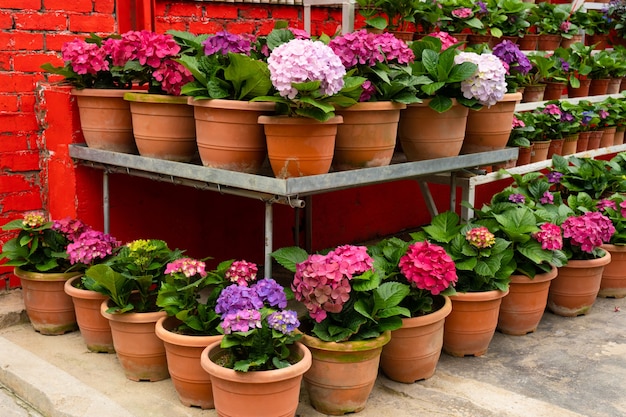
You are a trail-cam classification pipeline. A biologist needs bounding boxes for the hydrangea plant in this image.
[561,211,615,260]
[454,51,508,107]
[492,40,531,92]
[272,244,410,343]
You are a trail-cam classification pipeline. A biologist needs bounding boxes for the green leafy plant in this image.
[555,42,594,88]
[355,0,387,30]
[438,0,485,35]
[489,0,533,37]
[272,244,410,343]
[410,211,515,292]
[551,154,613,200]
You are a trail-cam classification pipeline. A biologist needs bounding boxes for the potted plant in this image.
[529,2,570,50]
[63,228,121,352]
[371,237,457,383]
[272,244,410,414]
[489,0,533,41]
[251,37,364,178]
[472,182,568,335]
[508,114,534,165]
[85,238,182,381]
[410,211,514,356]
[327,29,419,170]
[154,257,243,409]
[492,39,532,95]
[584,7,615,50]
[595,193,626,298]
[530,101,580,158]
[174,29,276,173]
[199,275,311,417]
[40,33,144,153]
[438,0,485,39]
[555,42,594,96]
[376,0,418,39]
[0,212,92,335]
[398,35,480,161]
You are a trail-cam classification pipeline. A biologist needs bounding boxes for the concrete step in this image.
[0,288,625,417]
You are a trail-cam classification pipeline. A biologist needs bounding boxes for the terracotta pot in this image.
[607,77,623,94]
[587,130,604,150]
[390,31,414,42]
[567,79,591,98]
[518,34,538,51]
[398,99,469,161]
[500,36,519,44]
[542,82,566,100]
[589,78,610,96]
[63,275,114,353]
[521,84,546,103]
[516,144,533,166]
[333,102,405,171]
[100,299,169,381]
[586,34,610,50]
[537,34,562,50]
[600,127,617,148]
[443,290,509,357]
[577,131,591,152]
[529,140,550,162]
[621,78,626,92]
[15,267,80,335]
[561,134,579,155]
[124,92,197,162]
[546,138,565,159]
[155,316,221,409]
[461,92,523,154]
[380,296,452,383]
[71,88,137,154]
[599,244,626,298]
[201,341,312,417]
[467,34,493,47]
[614,127,625,145]
[497,267,558,336]
[560,34,583,49]
[547,250,611,317]
[259,115,342,178]
[300,331,390,415]
[189,98,275,173]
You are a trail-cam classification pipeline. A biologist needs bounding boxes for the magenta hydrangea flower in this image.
[225,260,258,286]
[268,38,346,99]
[52,218,90,242]
[543,104,562,116]
[620,201,626,218]
[398,241,457,295]
[454,52,507,107]
[164,258,207,278]
[152,58,193,95]
[22,211,46,228]
[452,7,473,19]
[466,226,496,249]
[561,212,615,253]
[66,230,120,265]
[202,31,252,56]
[62,39,109,75]
[289,28,311,39]
[597,199,617,211]
[329,30,414,69]
[533,223,563,251]
[220,309,262,334]
[427,31,459,50]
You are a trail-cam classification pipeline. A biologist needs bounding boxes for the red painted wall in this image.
[0,0,458,287]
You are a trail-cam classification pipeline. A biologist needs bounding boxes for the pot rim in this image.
[299,330,391,351]
[335,101,407,112]
[449,288,510,302]
[258,115,343,125]
[123,91,188,104]
[14,267,82,282]
[399,295,452,328]
[187,97,276,111]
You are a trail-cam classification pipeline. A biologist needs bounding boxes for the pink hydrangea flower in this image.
[452,7,473,19]
[225,260,258,286]
[67,230,120,265]
[533,223,563,251]
[562,212,615,253]
[427,31,459,50]
[165,258,207,278]
[465,226,496,249]
[152,58,194,95]
[62,39,109,75]
[399,241,457,295]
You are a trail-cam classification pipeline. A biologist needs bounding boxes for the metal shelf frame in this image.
[69,144,518,276]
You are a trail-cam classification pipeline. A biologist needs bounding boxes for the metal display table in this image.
[69,144,518,276]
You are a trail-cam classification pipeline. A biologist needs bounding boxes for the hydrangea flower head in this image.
[22,211,46,228]
[427,31,459,50]
[203,31,252,56]
[533,223,563,251]
[466,226,496,249]
[152,59,193,95]
[52,218,89,242]
[267,38,345,99]
[561,212,615,253]
[62,39,109,75]
[253,278,288,309]
[454,52,507,107]
[220,309,262,334]
[67,230,120,265]
[164,257,207,278]
[398,241,457,295]
[267,310,300,334]
[492,40,532,76]
[225,260,258,286]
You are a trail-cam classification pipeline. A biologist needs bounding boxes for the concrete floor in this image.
[0,288,625,417]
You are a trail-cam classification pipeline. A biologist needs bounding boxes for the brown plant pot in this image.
[589,78,610,96]
[380,296,452,383]
[443,289,509,357]
[467,34,493,47]
[155,316,222,409]
[497,267,558,335]
[560,34,583,49]
[461,92,523,154]
[398,99,469,161]
[300,331,390,415]
[600,127,617,148]
[516,144,533,166]
[614,127,625,145]
[567,79,591,98]
[537,34,562,50]
[333,102,405,171]
[64,275,114,353]
[259,115,342,178]
[586,34,610,50]
[547,138,565,159]
[529,140,550,162]
[561,134,579,155]
[71,88,138,154]
[599,244,626,298]
[521,84,546,103]
[542,82,566,100]
[587,130,604,150]
[15,267,80,335]
[125,92,198,162]
[189,98,275,174]
[576,131,591,152]
[547,250,611,317]
[607,78,623,94]
[201,341,312,417]
[518,34,538,50]
[100,299,169,382]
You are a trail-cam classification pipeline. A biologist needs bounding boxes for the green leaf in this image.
[271,247,309,272]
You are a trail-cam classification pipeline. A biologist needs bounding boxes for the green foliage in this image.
[551,154,611,200]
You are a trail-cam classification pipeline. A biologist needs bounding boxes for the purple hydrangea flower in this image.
[215,284,264,316]
[252,278,288,309]
[220,309,262,334]
[267,310,300,334]
[202,31,252,56]
[493,40,532,76]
